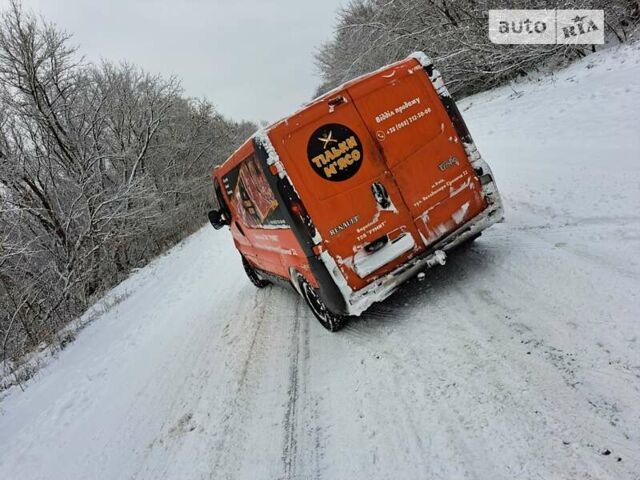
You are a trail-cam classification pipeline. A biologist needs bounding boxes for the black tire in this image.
[242,256,270,288]
[296,273,346,332]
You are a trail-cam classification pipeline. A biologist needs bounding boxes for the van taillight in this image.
[290,201,302,215]
[289,199,318,243]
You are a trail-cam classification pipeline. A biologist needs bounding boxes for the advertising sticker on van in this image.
[308,123,363,182]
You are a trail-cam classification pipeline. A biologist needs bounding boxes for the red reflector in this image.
[269,165,278,175]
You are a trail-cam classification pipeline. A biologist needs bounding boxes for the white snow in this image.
[1,44,639,480]
[452,201,470,224]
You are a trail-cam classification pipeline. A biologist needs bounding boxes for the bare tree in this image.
[315,0,639,97]
[0,1,255,381]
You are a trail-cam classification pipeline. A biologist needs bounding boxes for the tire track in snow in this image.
[303,321,325,480]
[281,304,301,480]
[281,300,325,480]
[210,292,270,478]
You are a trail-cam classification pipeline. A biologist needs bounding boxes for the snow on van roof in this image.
[262,51,432,133]
[408,51,433,67]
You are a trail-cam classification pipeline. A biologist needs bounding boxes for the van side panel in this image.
[216,142,308,282]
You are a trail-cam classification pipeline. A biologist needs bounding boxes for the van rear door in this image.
[348,59,487,246]
[272,91,425,290]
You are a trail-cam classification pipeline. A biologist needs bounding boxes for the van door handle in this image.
[371,182,391,209]
[327,95,346,112]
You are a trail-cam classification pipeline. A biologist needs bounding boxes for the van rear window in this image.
[222,154,287,229]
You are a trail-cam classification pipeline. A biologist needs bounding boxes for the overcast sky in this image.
[1,0,345,123]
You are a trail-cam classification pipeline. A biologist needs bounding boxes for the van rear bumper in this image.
[336,198,504,316]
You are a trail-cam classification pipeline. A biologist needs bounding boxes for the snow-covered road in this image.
[1,45,639,480]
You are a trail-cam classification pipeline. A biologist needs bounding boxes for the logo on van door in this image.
[308,123,363,182]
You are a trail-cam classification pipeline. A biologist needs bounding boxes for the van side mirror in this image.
[208,209,228,230]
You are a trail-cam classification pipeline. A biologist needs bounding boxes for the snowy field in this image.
[1,44,639,480]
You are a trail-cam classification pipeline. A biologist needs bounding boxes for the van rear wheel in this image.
[296,274,346,332]
[242,256,270,288]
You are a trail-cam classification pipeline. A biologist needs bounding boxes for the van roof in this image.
[215,53,429,176]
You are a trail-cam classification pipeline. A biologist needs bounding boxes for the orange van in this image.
[208,52,503,331]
